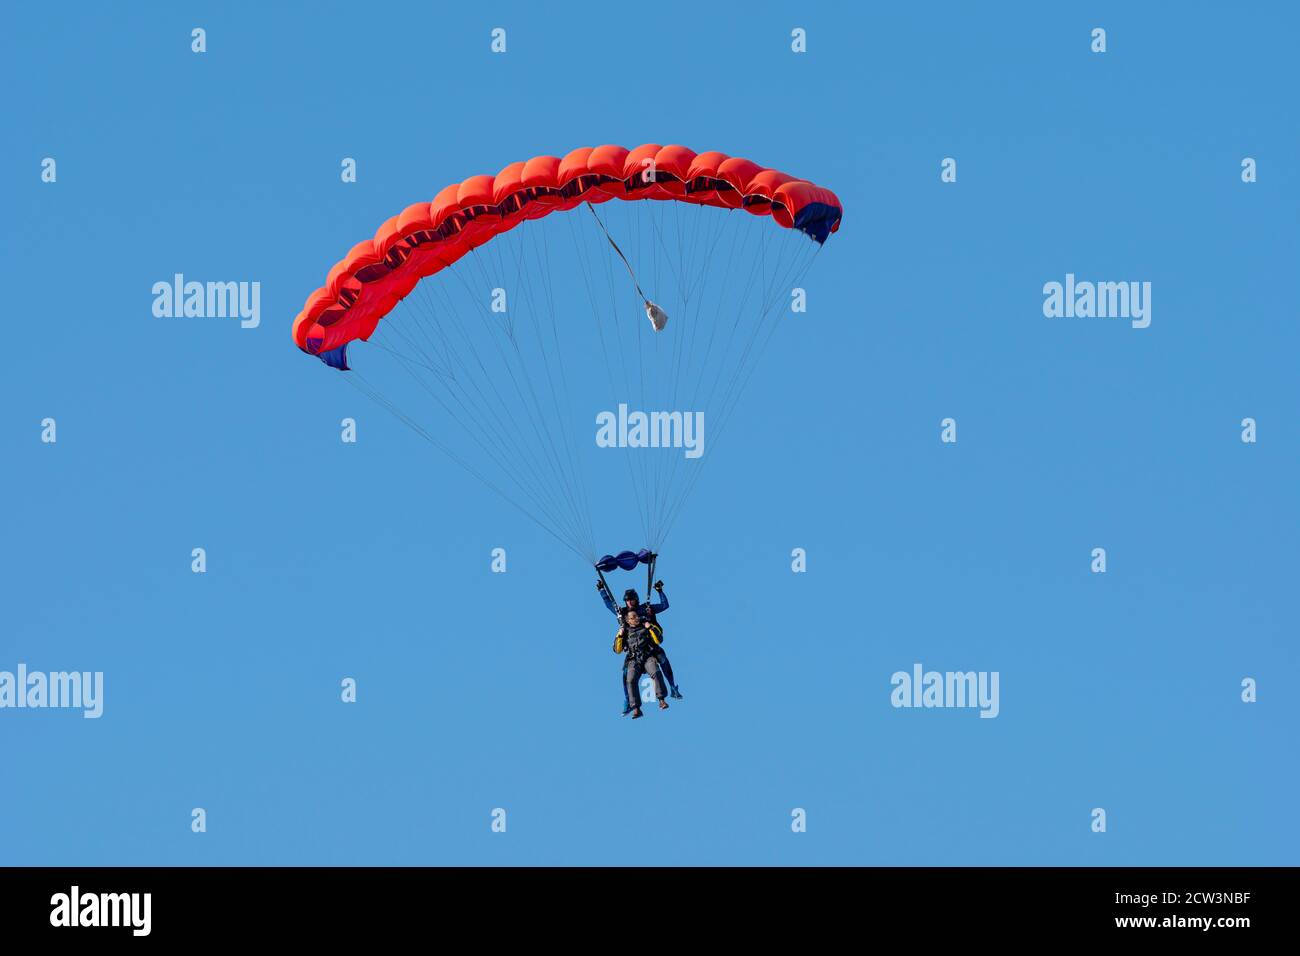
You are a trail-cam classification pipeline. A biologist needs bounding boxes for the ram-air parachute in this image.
[292,144,842,564]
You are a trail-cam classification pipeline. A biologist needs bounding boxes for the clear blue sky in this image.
[3,2,1297,865]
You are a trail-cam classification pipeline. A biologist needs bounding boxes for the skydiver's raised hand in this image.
[597,580,608,592]
[654,580,664,591]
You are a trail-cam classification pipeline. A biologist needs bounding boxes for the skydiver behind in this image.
[597,578,682,713]
[614,608,667,719]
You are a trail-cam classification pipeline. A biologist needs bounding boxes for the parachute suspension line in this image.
[570,206,648,548]
[406,264,589,554]
[371,312,556,526]
[480,230,595,561]
[567,211,654,550]
[646,209,752,547]
[586,201,648,304]
[644,197,687,302]
[640,201,662,547]
[404,265,585,547]
[656,238,824,545]
[649,201,672,542]
[631,201,651,541]
[645,203,674,541]
[651,203,730,545]
[516,221,599,560]
[372,229,604,562]
[531,219,599,557]
[338,369,590,564]
[370,314,587,556]
[493,230,599,560]
[652,223,819,547]
[615,200,776,552]
[600,201,650,505]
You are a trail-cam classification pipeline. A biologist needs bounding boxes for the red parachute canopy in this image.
[291,144,842,361]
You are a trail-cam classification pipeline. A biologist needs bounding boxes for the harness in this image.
[620,625,661,663]
[614,613,661,642]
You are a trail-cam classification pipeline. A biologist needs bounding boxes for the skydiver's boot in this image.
[670,685,683,700]
[658,698,669,711]
[631,706,644,719]
[621,701,633,716]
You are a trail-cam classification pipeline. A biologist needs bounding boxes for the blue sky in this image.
[2,2,1297,865]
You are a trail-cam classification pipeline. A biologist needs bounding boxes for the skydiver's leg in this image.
[620,657,633,714]
[655,647,681,698]
[626,658,647,717]
[629,660,644,707]
[645,656,668,707]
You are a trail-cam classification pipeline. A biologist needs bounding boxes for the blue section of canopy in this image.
[595,549,654,573]
[794,201,842,244]
[318,343,350,370]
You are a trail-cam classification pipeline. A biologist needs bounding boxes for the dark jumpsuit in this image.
[618,624,667,707]
[600,588,677,701]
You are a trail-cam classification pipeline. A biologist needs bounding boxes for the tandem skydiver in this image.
[596,577,683,713]
[614,608,668,719]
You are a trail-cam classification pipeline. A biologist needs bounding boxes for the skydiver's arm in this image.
[648,588,668,614]
[599,587,618,615]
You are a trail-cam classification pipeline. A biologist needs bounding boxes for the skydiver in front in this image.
[615,609,668,719]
